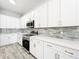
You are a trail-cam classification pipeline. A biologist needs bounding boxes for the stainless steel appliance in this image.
[22,31,38,52]
[26,20,34,28]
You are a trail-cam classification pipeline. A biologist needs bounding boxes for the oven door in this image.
[23,40,29,51]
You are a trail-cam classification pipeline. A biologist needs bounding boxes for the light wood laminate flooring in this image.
[0,43,35,59]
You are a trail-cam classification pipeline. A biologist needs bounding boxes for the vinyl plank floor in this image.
[0,43,35,59]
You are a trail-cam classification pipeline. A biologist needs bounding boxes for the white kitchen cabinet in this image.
[30,37,44,59]
[78,0,79,26]
[0,15,7,28]
[59,52,76,59]
[44,41,79,59]
[17,33,23,46]
[33,8,40,28]
[58,47,78,59]
[48,0,60,27]
[0,14,20,28]
[61,0,78,26]
[0,33,18,46]
[38,3,48,28]
[36,39,43,59]
[30,37,37,57]
[48,0,78,27]
[30,36,79,59]
[20,11,34,28]
[20,15,27,28]
[44,42,58,59]
[34,2,48,28]
[6,16,20,28]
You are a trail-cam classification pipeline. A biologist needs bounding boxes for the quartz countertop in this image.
[30,35,79,51]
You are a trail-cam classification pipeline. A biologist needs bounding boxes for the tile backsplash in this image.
[0,26,79,40]
[34,26,79,40]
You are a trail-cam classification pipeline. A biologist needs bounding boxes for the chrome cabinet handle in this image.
[57,54,60,59]
[55,53,58,59]
[33,44,36,47]
[55,53,60,59]
[65,50,74,55]
[47,44,52,47]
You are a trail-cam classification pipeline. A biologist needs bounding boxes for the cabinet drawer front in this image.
[57,45,79,58]
[44,42,58,50]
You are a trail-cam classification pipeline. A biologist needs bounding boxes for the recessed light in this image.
[9,0,16,5]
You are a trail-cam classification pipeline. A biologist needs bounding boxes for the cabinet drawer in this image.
[57,45,79,58]
[44,42,58,50]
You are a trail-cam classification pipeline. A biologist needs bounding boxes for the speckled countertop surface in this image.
[30,35,79,51]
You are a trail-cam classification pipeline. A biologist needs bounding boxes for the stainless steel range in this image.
[22,31,38,52]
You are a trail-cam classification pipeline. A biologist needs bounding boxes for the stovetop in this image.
[22,33,37,41]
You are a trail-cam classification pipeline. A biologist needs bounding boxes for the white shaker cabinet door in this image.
[0,14,20,28]
[0,34,18,46]
[48,0,59,27]
[6,16,19,28]
[34,3,48,28]
[44,42,57,59]
[38,3,48,28]
[30,38,37,57]
[33,9,40,28]
[78,0,79,26]
[61,0,78,26]
[36,39,43,59]
[0,15,7,28]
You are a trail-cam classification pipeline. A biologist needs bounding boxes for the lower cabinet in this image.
[30,37,79,59]
[0,33,18,46]
[36,39,43,59]
[59,52,76,59]
[17,33,23,46]
[44,42,79,59]
[58,47,79,59]
[30,38,37,57]
[30,38,43,59]
[44,42,57,59]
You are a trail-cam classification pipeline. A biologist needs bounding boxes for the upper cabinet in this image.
[20,11,35,28]
[47,0,60,27]
[0,14,20,28]
[38,3,48,28]
[21,0,79,28]
[61,0,78,26]
[48,0,78,27]
[34,3,48,28]
[78,0,79,26]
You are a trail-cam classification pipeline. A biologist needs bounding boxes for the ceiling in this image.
[0,0,48,17]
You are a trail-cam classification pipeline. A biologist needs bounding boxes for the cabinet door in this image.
[57,45,78,59]
[78,0,79,26]
[0,15,7,28]
[0,34,18,46]
[30,38,37,57]
[48,0,59,27]
[36,39,43,59]
[6,16,19,28]
[44,42,57,59]
[17,33,22,46]
[34,3,48,28]
[33,9,40,28]
[0,14,19,28]
[39,3,48,27]
[61,0,78,26]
